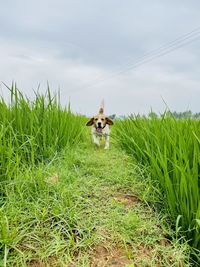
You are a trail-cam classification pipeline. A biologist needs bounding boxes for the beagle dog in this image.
[86,106,113,149]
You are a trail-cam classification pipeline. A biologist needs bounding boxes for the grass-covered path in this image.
[45,143,188,267]
[2,143,188,267]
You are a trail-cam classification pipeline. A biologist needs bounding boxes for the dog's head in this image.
[86,113,113,131]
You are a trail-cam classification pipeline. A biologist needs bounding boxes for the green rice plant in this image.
[114,114,200,258]
[0,165,91,266]
[0,83,86,181]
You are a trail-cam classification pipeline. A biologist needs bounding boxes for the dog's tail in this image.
[99,99,104,114]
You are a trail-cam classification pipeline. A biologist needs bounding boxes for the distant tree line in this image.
[111,111,200,120]
[148,110,200,119]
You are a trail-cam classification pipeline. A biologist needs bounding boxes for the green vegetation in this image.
[114,115,200,261]
[0,86,198,266]
[0,145,190,266]
[0,84,86,181]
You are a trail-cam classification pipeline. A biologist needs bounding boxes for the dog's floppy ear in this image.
[86,117,94,126]
[106,117,114,125]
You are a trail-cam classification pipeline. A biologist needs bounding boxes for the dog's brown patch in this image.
[86,113,113,127]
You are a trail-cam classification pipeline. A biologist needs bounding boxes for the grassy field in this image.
[0,143,190,266]
[114,114,200,262]
[0,87,199,266]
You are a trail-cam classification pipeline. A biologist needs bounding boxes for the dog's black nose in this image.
[98,122,101,128]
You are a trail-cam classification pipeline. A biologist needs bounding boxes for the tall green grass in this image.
[0,83,86,181]
[114,114,200,258]
[0,84,87,265]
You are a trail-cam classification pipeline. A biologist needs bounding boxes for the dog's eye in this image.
[101,118,105,121]
[95,118,98,121]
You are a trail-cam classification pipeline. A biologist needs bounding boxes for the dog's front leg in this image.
[104,134,110,149]
[92,133,100,147]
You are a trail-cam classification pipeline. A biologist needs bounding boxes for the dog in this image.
[86,105,113,149]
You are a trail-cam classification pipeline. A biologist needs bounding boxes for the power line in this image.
[83,26,200,86]
[96,34,200,82]
[71,26,200,93]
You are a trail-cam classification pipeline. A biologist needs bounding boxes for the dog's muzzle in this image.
[96,127,103,133]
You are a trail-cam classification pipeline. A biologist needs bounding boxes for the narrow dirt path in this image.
[65,145,187,267]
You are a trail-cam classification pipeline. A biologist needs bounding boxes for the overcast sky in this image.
[0,0,200,116]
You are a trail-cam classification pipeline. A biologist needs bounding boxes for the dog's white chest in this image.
[91,124,110,149]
